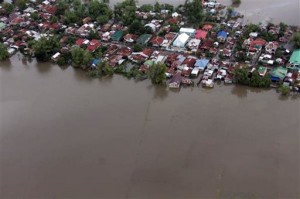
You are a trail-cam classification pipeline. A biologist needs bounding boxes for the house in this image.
[271,66,288,81]
[179,28,196,37]
[91,58,101,69]
[169,73,182,88]
[172,33,189,48]
[265,41,279,54]
[51,52,61,62]
[123,34,138,43]
[195,29,207,40]
[194,59,209,71]
[136,34,152,46]
[200,40,213,50]
[187,39,201,52]
[249,38,267,52]
[202,24,213,31]
[161,32,177,48]
[75,38,89,47]
[149,36,164,47]
[111,31,124,42]
[289,49,300,69]
[0,22,5,30]
[257,66,267,76]
[87,39,101,52]
[117,46,132,57]
[217,31,228,43]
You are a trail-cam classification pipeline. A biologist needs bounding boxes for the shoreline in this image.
[0,0,300,96]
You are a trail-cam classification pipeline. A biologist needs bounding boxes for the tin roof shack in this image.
[169,73,182,89]
[161,32,177,48]
[265,41,279,54]
[194,59,209,71]
[187,39,201,52]
[149,36,164,47]
[288,49,300,71]
[271,66,288,82]
[111,30,124,42]
[195,29,207,40]
[257,66,267,77]
[217,30,228,43]
[123,34,138,43]
[87,39,101,52]
[136,34,152,46]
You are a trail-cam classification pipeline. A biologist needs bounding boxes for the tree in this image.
[0,43,9,61]
[154,1,160,12]
[1,2,14,15]
[128,20,145,35]
[233,67,249,85]
[140,4,153,12]
[147,62,167,85]
[232,0,241,5]
[114,0,136,25]
[16,0,27,10]
[33,36,60,62]
[133,44,142,52]
[55,0,69,16]
[88,0,112,21]
[71,47,92,69]
[50,15,58,23]
[184,0,205,27]
[30,12,39,21]
[279,85,290,95]
[64,11,79,25]
[292,32,300,48]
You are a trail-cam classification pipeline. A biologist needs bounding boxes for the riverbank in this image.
[1,0,300,96]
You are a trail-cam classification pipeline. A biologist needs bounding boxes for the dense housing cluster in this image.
[0,0,300,94]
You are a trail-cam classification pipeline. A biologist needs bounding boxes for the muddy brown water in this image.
[109,0,300,26]
[0,56,299,198]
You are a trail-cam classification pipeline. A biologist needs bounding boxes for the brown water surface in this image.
[0,56,299,198]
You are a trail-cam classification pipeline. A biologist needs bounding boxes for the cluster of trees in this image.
[70,47,92,69]
[0,43,9,61]
[184,0,206,28]
[114,0,136,25]
[232,0,241,5]
[292,32,300,48]
[234,67,271,88]
[33,36,60,61]
[147,62,166,85]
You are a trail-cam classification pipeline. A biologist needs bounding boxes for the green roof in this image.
[137,34,152,45]
[289,49,300,65]
[111,31,123,41]
[258,66,267,75]
[0,22,6,30]
[144,60,154,67]
[271,66,287,79]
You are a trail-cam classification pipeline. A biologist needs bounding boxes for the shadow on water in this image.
[72,68,93,82]
[279,92,300,101]
[0,59,12,71]
[35,61,52,74]
[231,85,248,98]
[153,84,169,100]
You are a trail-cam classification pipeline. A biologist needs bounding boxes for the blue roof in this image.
[217,31,227,39]
[231,11,238,17]
[91,59,101,68]
[195,59,209,69]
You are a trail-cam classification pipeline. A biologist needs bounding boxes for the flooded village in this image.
[0,0,300,94]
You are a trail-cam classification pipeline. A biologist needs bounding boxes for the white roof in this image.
[180,28,196,34]
[173,33,189,48]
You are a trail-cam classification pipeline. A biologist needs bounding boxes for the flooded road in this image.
[0,56,299,198]
[109,0,300,26]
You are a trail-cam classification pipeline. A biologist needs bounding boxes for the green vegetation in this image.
[114,0,136,25]
[292,32,300,48]
[88,0,112,24]
[133,44,143,52]
[128,20,146,35]
[33,36,60,62]
[16,0,27,10]
[0,43,9,61]
[232,0,241,5]
[71,47,92,69]
[88,61,114,78]
[139,4,153,12]
[147,62,167,85]
[234,68,271,88]
[184,0,205,27]
[278,85,290,95]
[1,2,14,15]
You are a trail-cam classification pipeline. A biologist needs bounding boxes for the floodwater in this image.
[0,56,299,198]
[109,0,300,26]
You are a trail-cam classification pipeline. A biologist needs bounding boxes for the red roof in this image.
[142,48,153,57]
[87,39,101,52]
[202,24,213,31]
[44,5,57,14]
[150,36,164,46]
[195,29,208,40]
[182,57,196,67]
[75,38,85,46]
[251,38,267,47]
